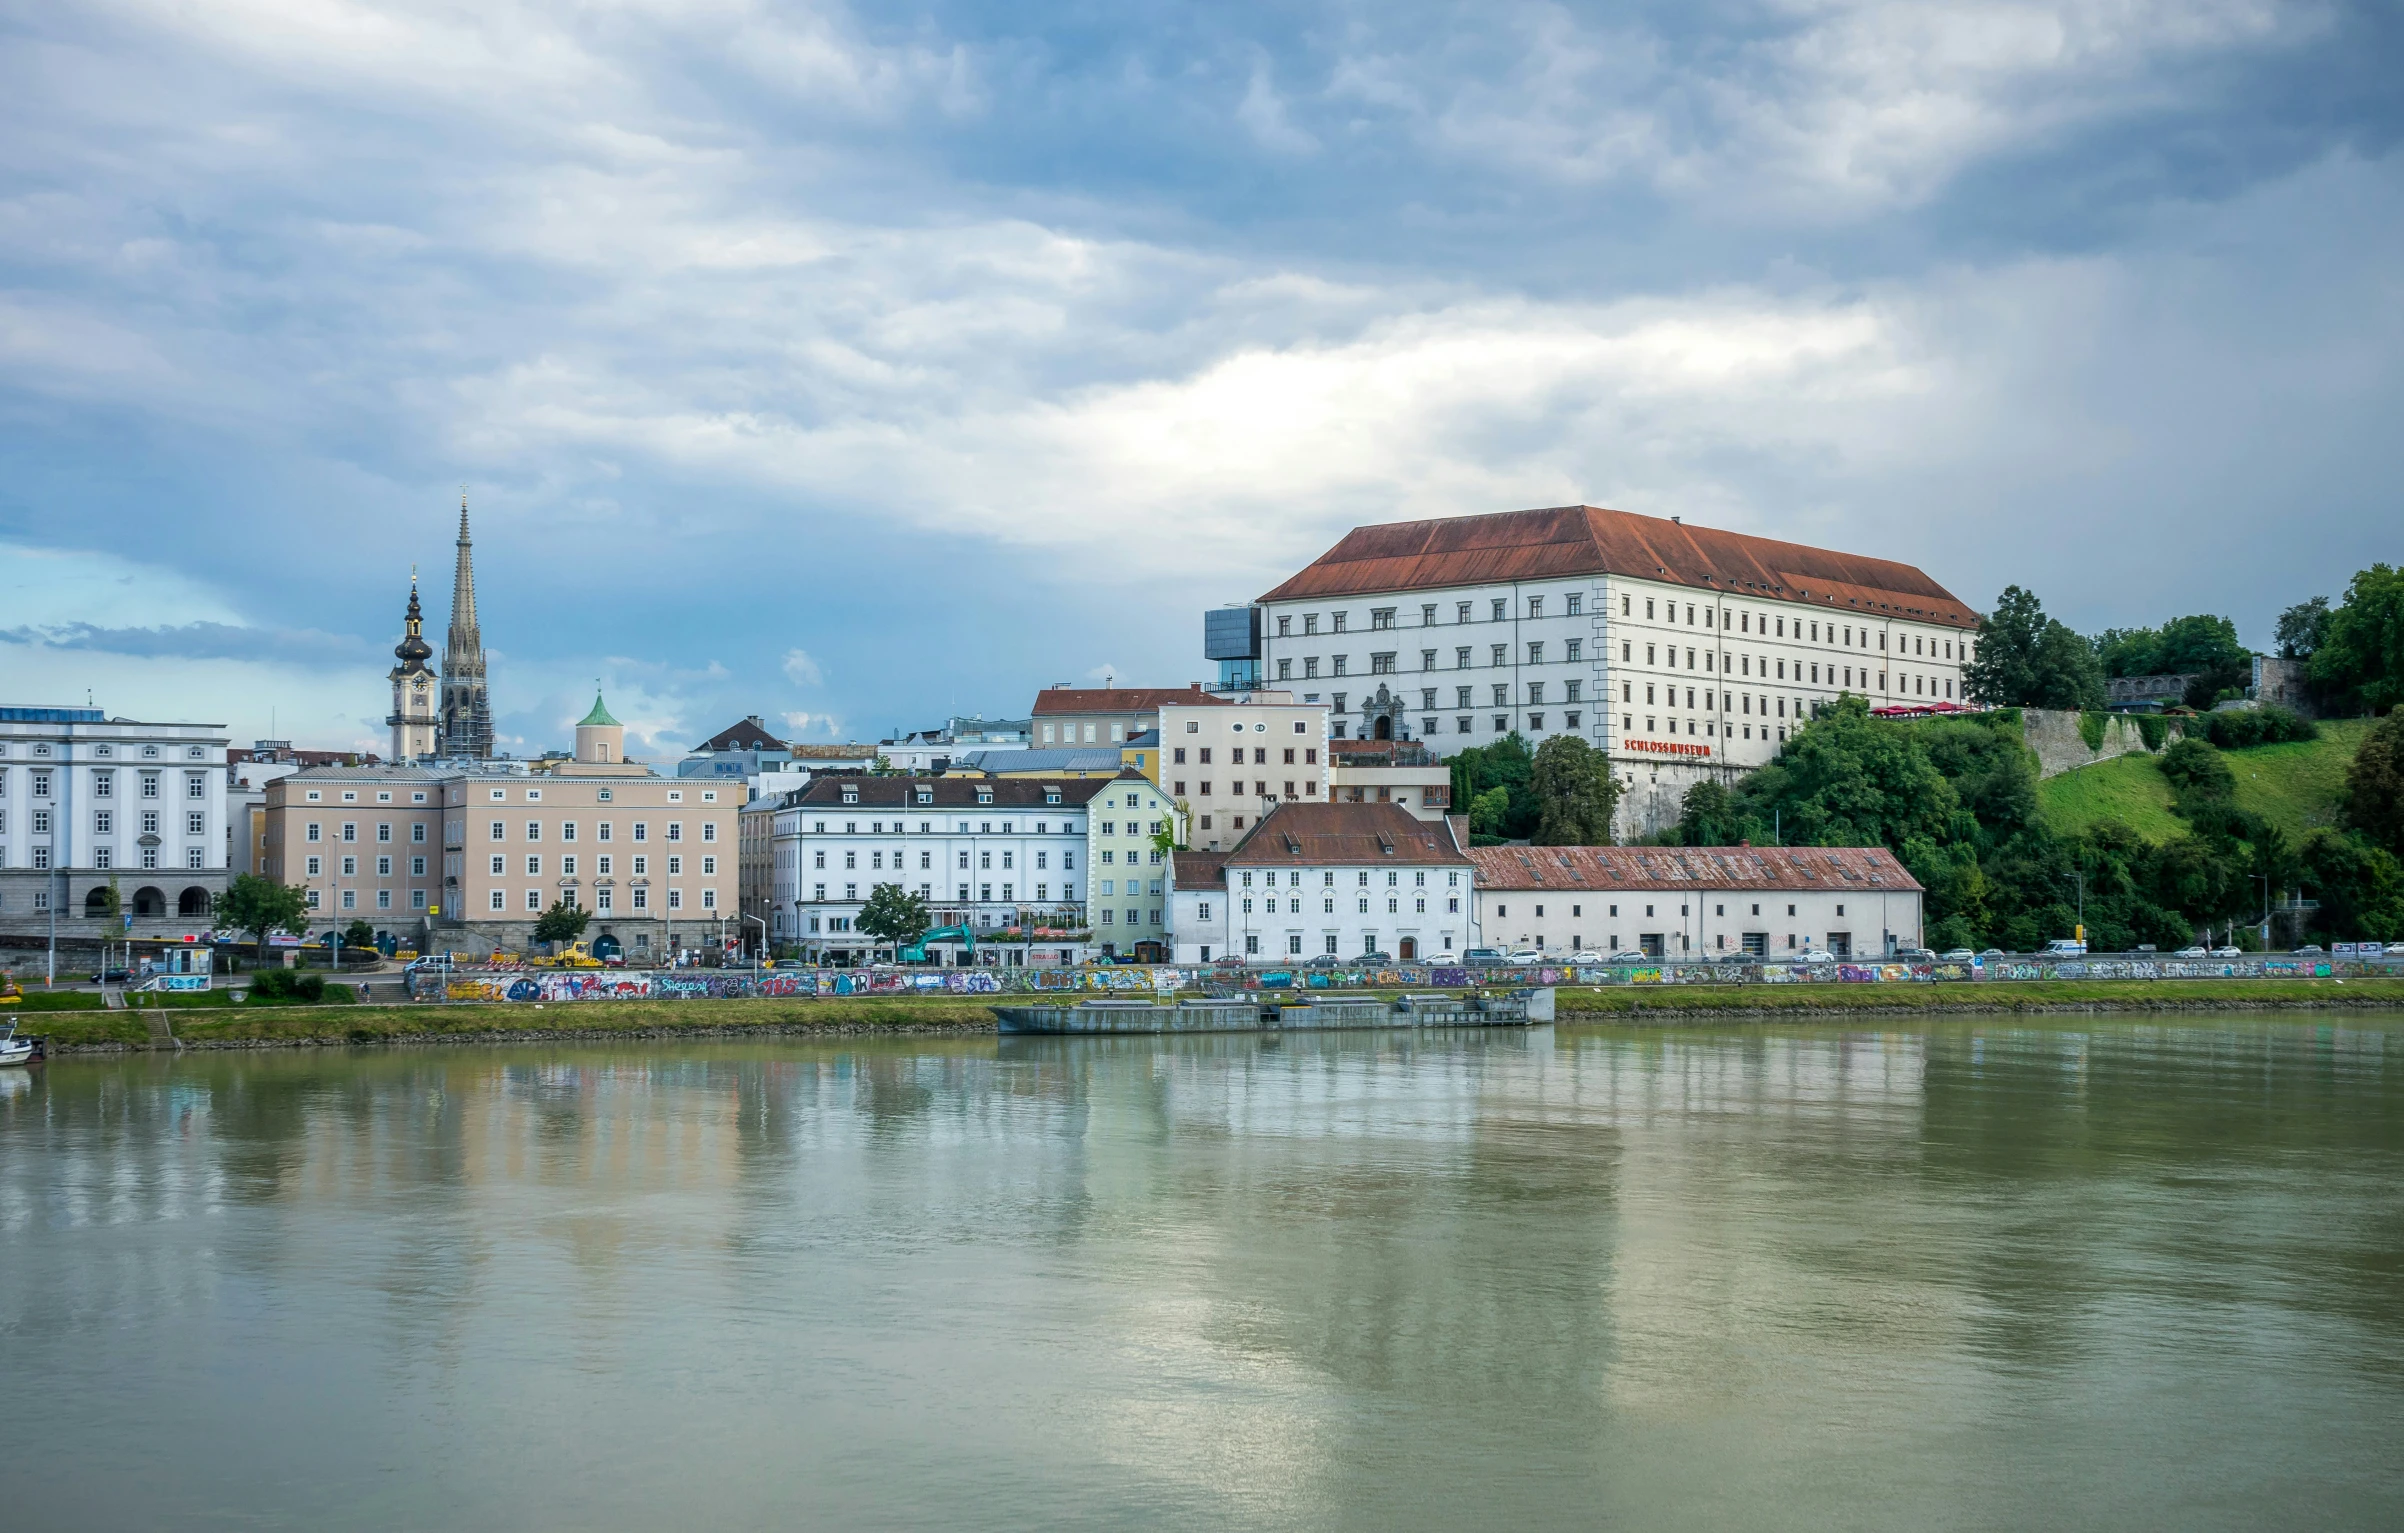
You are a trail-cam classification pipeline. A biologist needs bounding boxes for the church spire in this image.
[388,567,439,761]
[438,491,494,758]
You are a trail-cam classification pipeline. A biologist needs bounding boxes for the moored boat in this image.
[994,988,1553,1035]
[0,1020,47,1068]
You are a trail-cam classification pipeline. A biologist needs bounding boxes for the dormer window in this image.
[1045,791,1061,804]
[841,788,858,804]
[977,790,994,804]
[916,789,933,805]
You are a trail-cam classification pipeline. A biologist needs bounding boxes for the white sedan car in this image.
[2211,946,2244,957]
[1568,950,1604,963]
[1799,949,1837,963]
[2174,946,2210,957]
[1505,950,1543,965]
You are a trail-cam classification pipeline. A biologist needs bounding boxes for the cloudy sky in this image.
[3,1,2398,757]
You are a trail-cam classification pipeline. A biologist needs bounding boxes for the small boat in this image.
[0,1020,47,1068]
[994,987,1554,1035]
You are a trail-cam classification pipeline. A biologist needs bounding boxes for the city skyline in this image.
[4,3,2398,756]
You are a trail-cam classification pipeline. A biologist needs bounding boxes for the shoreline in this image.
[17,977,2404,1054]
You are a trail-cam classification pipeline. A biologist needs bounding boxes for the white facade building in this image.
[1174,802,1474,965]
[1,704,231,943]
[1466,845,1925,960]
[769,776,1107,961]
[1250,506,1979,837]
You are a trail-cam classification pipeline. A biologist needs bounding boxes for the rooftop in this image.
[1222,801,1472,867]
[1171,849,1231,890]
[1032,684,1232,716]
[1466,844,1923,892]
[693,715,786,753]
[1259,505,1976,629]
[791,777,1112,809]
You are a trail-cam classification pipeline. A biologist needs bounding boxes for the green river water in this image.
[3,1017,2400,1530]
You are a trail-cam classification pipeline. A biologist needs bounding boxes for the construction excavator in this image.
[898,925,977,965]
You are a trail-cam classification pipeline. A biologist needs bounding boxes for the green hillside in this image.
[2037,718,2371,842]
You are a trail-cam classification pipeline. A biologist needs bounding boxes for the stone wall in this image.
[2021,708,2180,779]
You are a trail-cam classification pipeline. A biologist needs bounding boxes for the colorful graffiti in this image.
[404,954,2400,1004]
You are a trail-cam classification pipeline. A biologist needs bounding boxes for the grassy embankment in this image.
[26,994,1002,1051]
[21,977,2404,1051]
[2038,718,2372,842]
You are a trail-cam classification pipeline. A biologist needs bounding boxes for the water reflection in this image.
[1,1019,2399,1531]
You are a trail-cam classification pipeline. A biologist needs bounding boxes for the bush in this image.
[2159,738,2235,802]
[2192,705,2317,749]
[247,968,326,1003]
[2135,714,2172,752]
[2077,711,2108,752]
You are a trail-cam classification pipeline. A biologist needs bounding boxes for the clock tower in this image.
[387,572,440,762]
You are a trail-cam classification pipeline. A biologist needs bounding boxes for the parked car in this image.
[1504,950,1542,965]
[1979,948,2005,957]
[1798,949,1836,963]
[1304,955,1344,969]
[1427,952,1461,966]
[1462,948,1506,965]
[2174,946,2210,958]
[2292,945,2325,956]
[2210,946,2243,957]
[1608,950,1650,963]
[1939,948,1977,962]
[1358,952,1392,966]
[1894,947,1936,962]
[2388,943,2404,956]
[1568,950,1604,963]
[89,967,134,984]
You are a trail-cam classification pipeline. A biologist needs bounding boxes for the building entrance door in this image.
[1398,937,1416,961]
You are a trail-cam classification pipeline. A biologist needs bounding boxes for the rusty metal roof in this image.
[1258,506,1977,629]
[1031,684,1232,716]
[1222,801,1472,867]
[1465,844,1923,892]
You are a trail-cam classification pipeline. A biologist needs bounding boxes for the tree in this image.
[2158,738,2235,804]
[1530,735,1622,844]
[856,882,930,948]
[2277,596,2332,660]
[2097,614,2250,708]
[1963,586,2104,709]
[340,917,375,950]
[1449,733,1540,838]
[2311,564,2404,715]
[212,874,309,963]
[1675,780,1743,846]
[2341,709,2404,856]
[531,898,590,949]
[1467,785,1510,836]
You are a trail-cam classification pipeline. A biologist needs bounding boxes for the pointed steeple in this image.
[388,567,440,761]
[393,568,433,670]
[438,491,494,758]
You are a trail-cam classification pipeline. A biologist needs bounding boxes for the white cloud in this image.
[781,648,825,686]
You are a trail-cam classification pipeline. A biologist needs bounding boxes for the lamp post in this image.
[742,913,767,970]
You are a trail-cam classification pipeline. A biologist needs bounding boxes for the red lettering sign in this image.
[1623,739,1713,758]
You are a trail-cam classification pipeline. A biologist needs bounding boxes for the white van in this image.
[2043,939,2088,956]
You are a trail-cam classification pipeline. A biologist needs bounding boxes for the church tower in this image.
[439,494,495,758]
[386,572,440,761]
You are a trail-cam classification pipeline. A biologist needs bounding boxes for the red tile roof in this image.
[1222,801,1471,867]
[1170,849,1231,890]
[1259,506,1976,629]
[1031,684,1231,716]
[1466,844,1922,892]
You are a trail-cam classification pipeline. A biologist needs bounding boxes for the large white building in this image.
[1467,845,1924,960]
[1243,506,1980,836]
[1170,802,1474,965]
[0,703,231,945]
[768,776,1109,962]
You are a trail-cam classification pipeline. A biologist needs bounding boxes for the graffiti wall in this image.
[407,955,2397,1003]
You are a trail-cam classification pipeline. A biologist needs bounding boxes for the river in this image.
[3,1017,2400,1531]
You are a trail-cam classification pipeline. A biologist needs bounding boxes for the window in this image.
[140,773,161,798]
[376,855,392,875]
[1566,594,1582,616]
[489,820,505,840]
[1371,607,1395,630]
[634,823,647,841]
[490,855,506,875]
[307,855,323,876]
[1331,655,1347,676]
[490,890,506,911]
[412,823,426,842]
[411,856,426,876]
[702,822,717,842]
[341,822,357,842]
[1370,652,1396,674]
[1565,638,1582,661]
[377,822,392,842]
[1528,641,1544,664]
[186,774,205,800]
